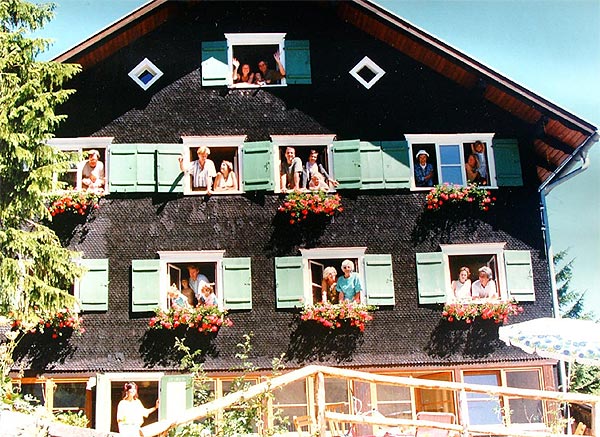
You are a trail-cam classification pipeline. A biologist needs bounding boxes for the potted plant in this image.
[300,300,376,332]
[442,300,523,324]
[149,305,233,334]
[278,190,343,225]
[425,183,495,212]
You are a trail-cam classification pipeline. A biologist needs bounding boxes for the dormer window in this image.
[201,34,311,87]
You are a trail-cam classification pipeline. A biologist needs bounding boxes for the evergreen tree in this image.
[0,0,82,324]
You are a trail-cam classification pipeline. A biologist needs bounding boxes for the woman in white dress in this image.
[213,160,238,191]
[450,266,472,301]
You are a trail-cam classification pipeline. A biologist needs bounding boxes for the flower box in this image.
[425,183,495,212]
[149,305,232,334]
[46,190,101,217]
[278,190,343,225]
[10,308,84,339]
[442,300,523,324]
[300,301,376,332]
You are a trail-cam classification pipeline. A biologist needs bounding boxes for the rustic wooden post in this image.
[458,388,470,437]
[316,371,326,436]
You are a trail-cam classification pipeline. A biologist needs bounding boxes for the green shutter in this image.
[359,141,384,190]
[332,139,362,189]
[275,257,305,309]
[504,250,535,302]
[136,144,158,192]
[95,374,111,432]
[109,144,138,192]
[159,374,193,421]
[201,41,228,86]
[79,259,109,312]
[156,144,184,193]
[493,139,523,186]
[416,252,447,304]
[222,257,252,310]
[132,259,161,312]
[284,40,311,85]
[242,141,274,191]
[364,254,395,306]
[381,141,411,188]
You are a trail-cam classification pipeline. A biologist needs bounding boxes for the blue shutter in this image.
[416,252,447,304]
[360,141,384,190]
[275,257,305,309]
[504,250,535,302]
[156,144,184,193]
[159,374,193,421]
[284,40,311,85]
[132,259,161,312]
[332,139,362,189]
[78,259,109,312]
[493,139,523,186]
[109,144,138,192]
[364,254,395,306]
[381,141,411,189]
[201,41,228,86]
[242,141,274,191]
[222,257,252,310]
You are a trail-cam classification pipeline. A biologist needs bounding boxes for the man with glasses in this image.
[257,51,286,84]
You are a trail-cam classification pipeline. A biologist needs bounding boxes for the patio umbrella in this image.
[499,317,600,366]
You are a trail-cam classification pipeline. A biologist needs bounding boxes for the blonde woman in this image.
[450,266,472,301]
[214,160,238,191]
[321,266,338,303]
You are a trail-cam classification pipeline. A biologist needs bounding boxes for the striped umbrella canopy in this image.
[499,317,600,366]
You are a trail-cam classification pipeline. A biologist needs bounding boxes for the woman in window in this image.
[465,154,485,184]
[471,266,498,299]
[214,160,238,191]
[232,58,254,84]
[337,259,362,303]
[450,266,472,301]
[321,266,338,303]
[116,382,158,437]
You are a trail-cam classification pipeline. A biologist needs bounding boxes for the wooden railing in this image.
[140,365,600,437]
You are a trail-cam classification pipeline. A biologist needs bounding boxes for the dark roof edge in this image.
[355,0,597,135]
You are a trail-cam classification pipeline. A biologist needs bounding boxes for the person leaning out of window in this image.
[179,146,217,194]
[337,259,362,303]
[447,266,472,302]
[471,266,498,300]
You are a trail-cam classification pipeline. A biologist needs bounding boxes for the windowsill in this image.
[184,190,243,196]
[411,185,498,191]
[228,83,286,89]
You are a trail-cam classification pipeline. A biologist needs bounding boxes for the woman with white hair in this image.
[337,259,362,303]
[178,146,217,193]
[471,266,498,299]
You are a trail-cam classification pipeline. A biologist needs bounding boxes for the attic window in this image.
[349,56,385,89]
[128,58,163,90]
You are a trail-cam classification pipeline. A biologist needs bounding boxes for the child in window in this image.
[168,284,190,308]
[180,278,196,306]
[199,281,218,307]
[308,173,330,191]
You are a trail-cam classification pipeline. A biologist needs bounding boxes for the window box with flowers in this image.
[442,300,523,324]
[149,305,233,335]
[425,183,495,212]
[10,308,84,340]
[278,190,343,225]
[47,190,102,218]
[300,300,376,332]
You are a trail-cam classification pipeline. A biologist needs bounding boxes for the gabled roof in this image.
[54,0,597,184]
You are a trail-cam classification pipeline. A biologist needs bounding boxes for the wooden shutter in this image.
[242,141,274,191]
[201,41,228,86]
[136,144,158,192]
[275,257,305,309]
[360,141,384,190]
[416,252,447,304]
[156,144,184,193]
[131,259,161,312]
[332,139,362,189]
[108,144,138,192]
[222,257,252,310]
[285,40,311,85]
[364,254,395,306]
[78,259,109,312]
[159,374,193,421]
[493,139,523,186]
[381,141,411,188]
[504,250,535,302]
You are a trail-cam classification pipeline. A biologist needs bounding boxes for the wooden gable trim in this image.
[54,0,171,67]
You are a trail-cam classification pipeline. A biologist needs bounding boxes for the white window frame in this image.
[157,250,226,309]
[47,137,113,193]
[128,58,164,90]
[405,133,496,190]
[440,243,508,300]
[225,33,287,88]
[299,247,367,304]
[271,134,337,193]
[180,136,246,195]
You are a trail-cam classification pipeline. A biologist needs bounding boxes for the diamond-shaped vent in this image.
[349,56,385,89]
[128,58,163,91]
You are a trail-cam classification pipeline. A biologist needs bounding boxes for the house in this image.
[13,0,598,434]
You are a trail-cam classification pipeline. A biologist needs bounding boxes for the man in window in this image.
[303,149,338,189]
[257,51,286,85]
[186,265,209,303]
[81,149,105,192]
[179,146,217,193]
[414,149,434,187]
[280,147,303,192]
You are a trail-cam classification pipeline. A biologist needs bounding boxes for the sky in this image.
[33,0,600,314]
